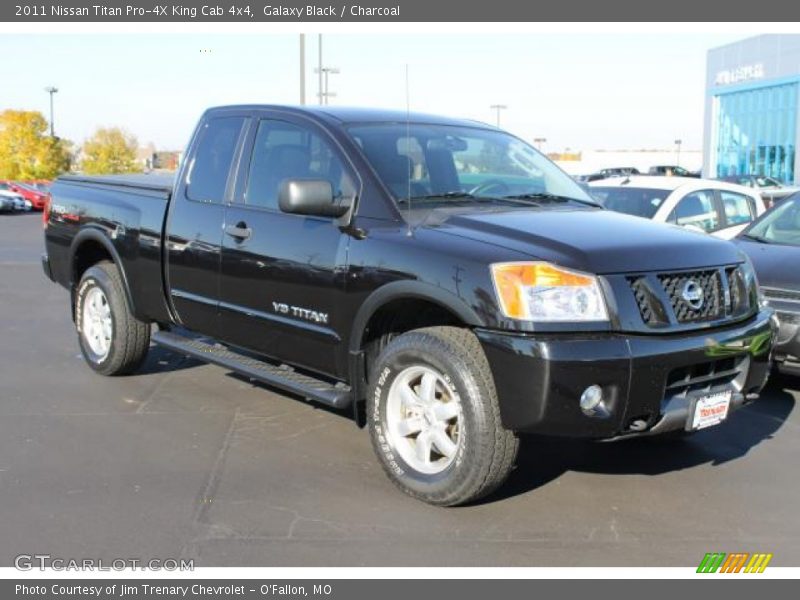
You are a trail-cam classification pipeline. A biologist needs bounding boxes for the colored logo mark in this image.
[697,552,773,573]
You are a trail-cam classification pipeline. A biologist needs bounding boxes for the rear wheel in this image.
[367,326,518,506]
[75,261,150,376]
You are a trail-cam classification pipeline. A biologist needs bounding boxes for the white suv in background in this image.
[588,176,766,239]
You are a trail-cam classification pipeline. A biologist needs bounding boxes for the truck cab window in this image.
[245,120,352,210]
[186,117,245,203]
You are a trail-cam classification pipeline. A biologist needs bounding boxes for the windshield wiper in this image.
[740,233,771,244]
[398,191,507,205]
[502,192,601,207]
[402,191,477,201]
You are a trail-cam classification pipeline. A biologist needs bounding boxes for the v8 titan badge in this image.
[691,390,732,430]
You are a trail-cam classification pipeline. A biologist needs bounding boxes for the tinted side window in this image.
[186,117,245,203]
[720,191,754,226]
[245,120,352,210]
[668,190,719,232]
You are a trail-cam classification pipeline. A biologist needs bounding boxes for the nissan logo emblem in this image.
[681,280,704,310]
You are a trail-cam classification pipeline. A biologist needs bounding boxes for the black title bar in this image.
[5,0,800,22]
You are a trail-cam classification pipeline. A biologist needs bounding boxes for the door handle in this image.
[224,223,252,241]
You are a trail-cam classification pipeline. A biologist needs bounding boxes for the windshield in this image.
[744,194,800,246]
[588,186,669,219]
[347,123,593,206]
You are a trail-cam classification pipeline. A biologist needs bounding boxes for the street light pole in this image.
[674,139,682,167]
[299,34,306,105]
[323,67,339,105]
[314,66,340,105]
[489,104,507,127]
[44,86,58,137]
[318,34,323,105]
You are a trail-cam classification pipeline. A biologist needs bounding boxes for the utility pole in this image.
[321,67,339,104]
[318,34,323,105]
[299,34,306,105]
[489,104,507,127]
[313,35,340,105]
[44,86,58,137]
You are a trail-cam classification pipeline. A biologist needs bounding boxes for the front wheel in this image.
[367,326,518,506]
[75,261,151,376]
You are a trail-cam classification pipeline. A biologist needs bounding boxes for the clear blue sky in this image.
[0,33,744,152]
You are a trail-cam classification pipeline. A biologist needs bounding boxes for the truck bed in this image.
[58,173,175,195]
[46,172,174,324]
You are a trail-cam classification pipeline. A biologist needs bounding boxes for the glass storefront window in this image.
[714,82,798,184]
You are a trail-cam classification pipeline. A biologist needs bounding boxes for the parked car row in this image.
[0,180,51,212]
[0,187,31,212]
[718,174,800,208]
[588,175,766,239]
[578,168,799,209]
[576,165,701,182]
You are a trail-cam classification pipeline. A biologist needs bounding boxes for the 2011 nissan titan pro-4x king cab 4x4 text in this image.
[42,106,776,505]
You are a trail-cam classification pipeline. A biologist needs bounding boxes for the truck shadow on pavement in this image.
[143,347,798,506]
[137,345,204,375]
[486,374,797,504]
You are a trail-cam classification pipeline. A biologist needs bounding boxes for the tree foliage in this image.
[81,127,142,175]
[0,110,72,179]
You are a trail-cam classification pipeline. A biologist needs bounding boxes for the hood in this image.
[428,207,744,274]
[735,238,800,291]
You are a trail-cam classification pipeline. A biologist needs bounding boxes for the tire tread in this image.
[77,261,150,376]
[368,326,518,506]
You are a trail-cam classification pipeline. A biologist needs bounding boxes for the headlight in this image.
[738,255,765,308]
[490,262,609,322]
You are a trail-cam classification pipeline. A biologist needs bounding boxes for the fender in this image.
[69,227,138,318]
[347,280,485,355]
[346,280,486,425]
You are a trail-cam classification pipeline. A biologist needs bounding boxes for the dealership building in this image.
[703,34,800,184]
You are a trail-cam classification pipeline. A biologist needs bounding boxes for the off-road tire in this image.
[75,261,150,376]
[367,326,518,506]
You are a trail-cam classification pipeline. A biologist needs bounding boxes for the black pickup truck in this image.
[43,105,775,505]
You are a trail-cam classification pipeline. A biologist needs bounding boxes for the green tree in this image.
[80,127,142,175]
[0,110,72,179]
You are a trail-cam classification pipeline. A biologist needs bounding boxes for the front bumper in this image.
[476,309,776,438]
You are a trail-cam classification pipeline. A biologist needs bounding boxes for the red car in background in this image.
[0,180,50,210]
[26,180,52,194]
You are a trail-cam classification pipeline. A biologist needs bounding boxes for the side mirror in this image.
[278,179,349,218]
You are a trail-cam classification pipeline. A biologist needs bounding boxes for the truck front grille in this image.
[628,265,751,328]
[665,356,744,396]
[659,269,723,323]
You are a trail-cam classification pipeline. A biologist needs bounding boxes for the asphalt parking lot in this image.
[1,212,799,567]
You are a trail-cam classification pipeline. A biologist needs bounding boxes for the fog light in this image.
[580,385,604,414]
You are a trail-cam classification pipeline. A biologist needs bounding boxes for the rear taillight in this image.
[43,195,51,229]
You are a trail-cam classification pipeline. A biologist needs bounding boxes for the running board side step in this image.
[152,330,353,409]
